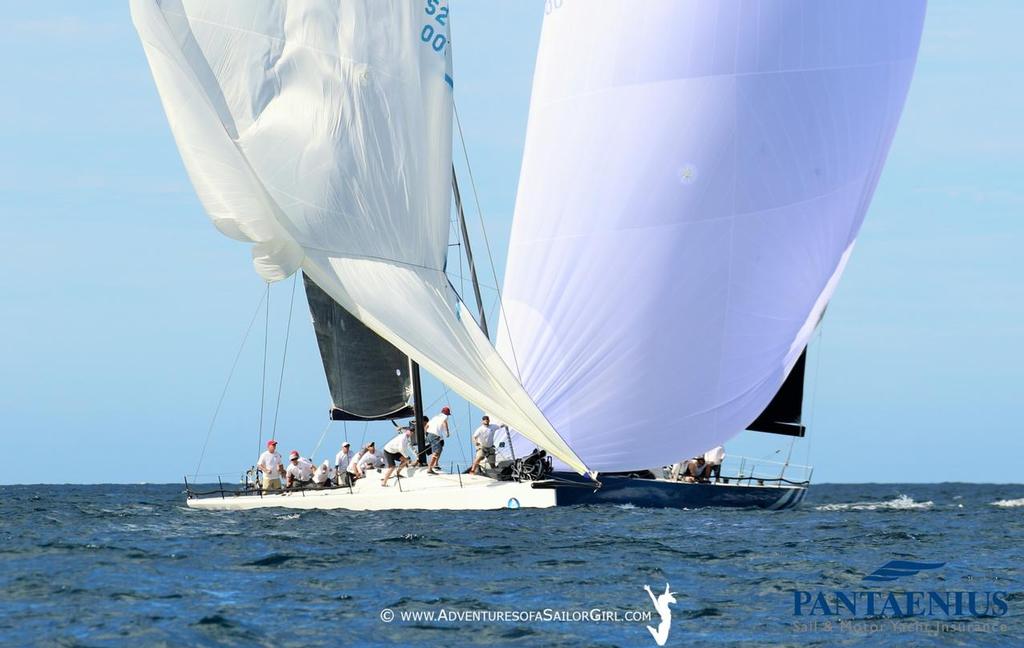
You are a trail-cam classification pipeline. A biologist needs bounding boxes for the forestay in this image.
[497,0,926,471]
[131,0,591,475]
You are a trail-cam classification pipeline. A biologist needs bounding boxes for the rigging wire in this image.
[440,385,469,464]
[193,288,268,479]
[271,273,299,438]
[358,421,369,449]
[805,326,825,472]
[257,282,270,456]
[310,419,333,463]
[782,333,823,480]
[453,100,524,379]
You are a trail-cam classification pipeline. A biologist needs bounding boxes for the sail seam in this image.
[503,174,868,250]
[530,57,921,112]
[159,10,406,83]
[302,247,446,274]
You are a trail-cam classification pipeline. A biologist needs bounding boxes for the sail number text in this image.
[421,0,448,53]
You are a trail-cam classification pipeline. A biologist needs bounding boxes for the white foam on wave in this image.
[815,494,934,511]
[991,498,1024,508]
[276,513,301,520]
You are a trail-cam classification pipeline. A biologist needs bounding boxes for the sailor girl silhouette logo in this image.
[644,583,677,646]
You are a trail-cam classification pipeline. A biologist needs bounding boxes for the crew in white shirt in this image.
[426,406,451,474]
[334,442,353,476]
[313,460,334,487]
[381,427,414,486]
[257,440,284,492]
[468,415,505,475]
[346,442,377,481]
[285,450,316,489]
[703,446,725,482]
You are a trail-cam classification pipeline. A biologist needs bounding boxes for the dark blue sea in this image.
[1,483,1021,647]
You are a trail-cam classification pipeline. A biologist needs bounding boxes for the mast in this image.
[410,359,428,466]
[452,165,489,338]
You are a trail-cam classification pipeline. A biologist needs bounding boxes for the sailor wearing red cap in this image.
[425,406,452,474]
[285,450,315,489]
[257,440,284,492]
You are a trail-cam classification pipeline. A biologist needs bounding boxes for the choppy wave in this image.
[991,497,1024,508]
[1,483,1020,647]
[815,494,934,511]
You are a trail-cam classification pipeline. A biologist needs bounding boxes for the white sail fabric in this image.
[131,0,591,475]
[498,0,926,471]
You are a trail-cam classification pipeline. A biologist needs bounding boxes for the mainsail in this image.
[747,348,807,438]
[497,0,926,471]
[131,0,592,475]
[303,273,414,421]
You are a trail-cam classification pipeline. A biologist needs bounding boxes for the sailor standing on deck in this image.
[381,426,414,486]
[426,406,451,474]
[257,440,284,492]
[468,415,504,475]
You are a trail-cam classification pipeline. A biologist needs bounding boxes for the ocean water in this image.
[1,483,1021,647]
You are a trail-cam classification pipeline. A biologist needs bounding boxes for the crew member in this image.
[285,450,315,489]
[381,427,414,486]
[334,442,353,477]
[257,440,284,492]
[468,415,504,475]
[703,446,725,483]
[313,460,333,488]
[426,406,451,474]
[346,442,377,482]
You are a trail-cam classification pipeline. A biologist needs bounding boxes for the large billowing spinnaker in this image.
[498,0,927,471]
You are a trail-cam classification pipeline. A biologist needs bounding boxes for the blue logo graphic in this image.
[791,560,1009,618]
[507,498,520,509]
[862,560,947,583]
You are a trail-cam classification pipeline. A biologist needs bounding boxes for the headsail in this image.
[497,0,926,471]
[131,0,592,475]
[303,273,414,422]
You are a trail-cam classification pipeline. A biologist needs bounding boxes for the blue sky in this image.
[0,1,1020,484]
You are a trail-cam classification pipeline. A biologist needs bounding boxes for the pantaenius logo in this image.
[792,561,1009,618]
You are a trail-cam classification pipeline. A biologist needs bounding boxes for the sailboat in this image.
[131,0,926,511]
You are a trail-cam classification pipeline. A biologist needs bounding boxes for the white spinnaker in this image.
[131,0,591,476]
[497,0,926,471]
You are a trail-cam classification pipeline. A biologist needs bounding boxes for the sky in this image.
[0,1,1020,485]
